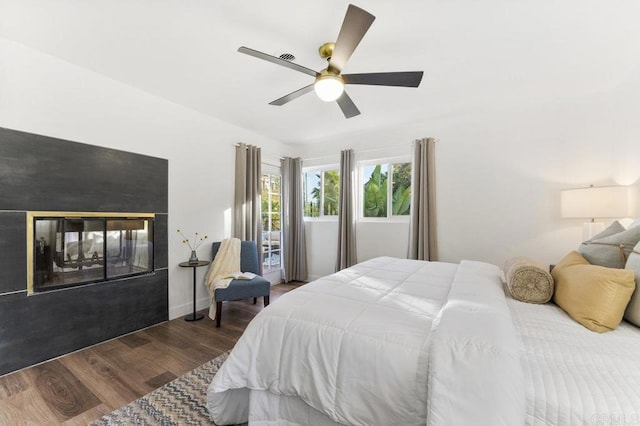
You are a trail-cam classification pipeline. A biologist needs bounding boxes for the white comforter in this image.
[207,257,525,425]
[508,298,640,425]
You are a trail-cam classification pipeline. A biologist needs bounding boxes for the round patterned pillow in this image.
[503,257,554,304]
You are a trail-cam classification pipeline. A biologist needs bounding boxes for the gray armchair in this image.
[211,241,270,327]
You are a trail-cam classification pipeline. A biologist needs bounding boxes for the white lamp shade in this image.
[560,186,631,219]
[314,76,344,102]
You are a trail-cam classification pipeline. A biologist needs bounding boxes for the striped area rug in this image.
[93,351,231,426]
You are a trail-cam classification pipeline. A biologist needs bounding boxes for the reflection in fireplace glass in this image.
[33,216,154,292]
[106,219,152,279]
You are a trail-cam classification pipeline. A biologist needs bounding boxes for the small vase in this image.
[188,250,198,264]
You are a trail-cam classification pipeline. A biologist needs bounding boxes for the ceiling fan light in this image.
[314,75,344,102]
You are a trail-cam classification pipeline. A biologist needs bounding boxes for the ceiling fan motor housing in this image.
[319,42,335,60]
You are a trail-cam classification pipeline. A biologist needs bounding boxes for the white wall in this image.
[303,220,409,281]
[0,38,289,319]
[293,81,640,276]
[303,221,337,280]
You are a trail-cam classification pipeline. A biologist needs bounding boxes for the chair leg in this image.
[253,297,257,304]
[215,301,222,328]
[264,295,270,306]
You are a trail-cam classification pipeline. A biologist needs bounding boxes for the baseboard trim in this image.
[168,276,285,320]
[169,296,210,320]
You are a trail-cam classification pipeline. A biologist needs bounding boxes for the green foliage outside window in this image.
[392,163,411,216]
[304,172,320,217]
[261,175,281,231]
[304,162,410,219]
[363,162,411,217]
[323,170,340,215]
[262,173,282,271]
[363,164,388,217]
[304,170,339,217]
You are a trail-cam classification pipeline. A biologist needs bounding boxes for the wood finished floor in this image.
[0,282,303,425]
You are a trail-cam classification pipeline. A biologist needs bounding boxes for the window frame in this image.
[302,164,340,222]
[261,171,282,273]
[357,156,412,223]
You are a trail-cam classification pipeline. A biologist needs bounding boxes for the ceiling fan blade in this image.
[269,84,315,106]
[238,46,318,77]
[336,91,361,119]
[343,71,424,87]
[328,5,375,74]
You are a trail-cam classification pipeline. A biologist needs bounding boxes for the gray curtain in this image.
[336,149,357,271]
[281,157,308,282]
[234,143,263,272]
[408,138,437,261]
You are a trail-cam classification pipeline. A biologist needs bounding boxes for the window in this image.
[303,168,340,218]
[361,162,411,218]
[261,173,281,271]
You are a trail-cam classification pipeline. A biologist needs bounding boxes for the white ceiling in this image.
[1,0,639,144]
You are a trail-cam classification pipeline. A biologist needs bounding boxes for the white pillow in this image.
[629,218,640,229]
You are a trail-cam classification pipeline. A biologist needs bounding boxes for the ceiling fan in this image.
[238,4,424,119]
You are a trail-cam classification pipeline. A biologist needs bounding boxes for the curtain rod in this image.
[301,143,415,162]
[232,143,285,169]
[235,138,436,165]
[233,143,285,161]
[263,160,281,168]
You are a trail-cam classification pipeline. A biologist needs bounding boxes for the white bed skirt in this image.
[248,390,342,426]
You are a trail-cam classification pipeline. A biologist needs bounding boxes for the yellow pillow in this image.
[551,251,635,333]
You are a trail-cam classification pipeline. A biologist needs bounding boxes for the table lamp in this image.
[561,185,631,240]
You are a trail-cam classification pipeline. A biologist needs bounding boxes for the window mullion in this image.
[388,163,394,218]
[268,180,272,238]
[358,166,362,219]
[387,163,394,217]
[320,172,325,217]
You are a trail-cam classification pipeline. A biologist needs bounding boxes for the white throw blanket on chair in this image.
[204,238,241,320]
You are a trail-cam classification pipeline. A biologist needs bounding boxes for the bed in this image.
[509,298,640,424]
[207,256,640,425]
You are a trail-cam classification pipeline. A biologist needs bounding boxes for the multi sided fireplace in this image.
[27,213,154,293]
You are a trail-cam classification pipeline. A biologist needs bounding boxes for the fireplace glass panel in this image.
[106,219,153,279]
[32,215,154,292]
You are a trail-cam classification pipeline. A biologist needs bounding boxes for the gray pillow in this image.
[629,218,640,229]
[579,225,640,269]
[624,241,640,327]
[585,220,625,242]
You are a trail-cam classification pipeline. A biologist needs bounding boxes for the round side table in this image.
[179,260,210,321]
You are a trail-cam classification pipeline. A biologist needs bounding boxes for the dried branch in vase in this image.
[176,229,208,251]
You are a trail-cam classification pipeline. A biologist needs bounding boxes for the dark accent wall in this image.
[0,127,167,212]
[0,212,27,294]
[0,127,169,376]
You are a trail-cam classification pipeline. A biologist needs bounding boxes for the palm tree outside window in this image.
[303,168,340,218]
